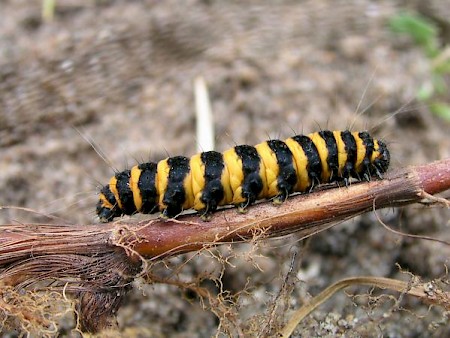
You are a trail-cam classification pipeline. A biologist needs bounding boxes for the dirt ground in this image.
[1,0,449,337]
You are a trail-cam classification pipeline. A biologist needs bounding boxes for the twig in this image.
[278,276,450,338]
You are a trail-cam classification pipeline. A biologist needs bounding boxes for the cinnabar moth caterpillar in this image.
[96,130,390,222]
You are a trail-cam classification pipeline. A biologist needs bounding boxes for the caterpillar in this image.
[96,130,390,222]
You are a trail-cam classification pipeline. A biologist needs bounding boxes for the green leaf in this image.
[389,13,438,55]
[433,52,450,74]
[434,62,450,74]
[417,83,434,101]
[430,102,450,121]
[432,74,448,94]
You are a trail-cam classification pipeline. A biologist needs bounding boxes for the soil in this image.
[1,0,449,337]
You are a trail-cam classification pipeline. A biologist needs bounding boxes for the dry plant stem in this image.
[278,276,450,338]
[0,225,115,267]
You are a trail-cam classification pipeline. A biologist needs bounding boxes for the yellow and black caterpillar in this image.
[97,130,390,222]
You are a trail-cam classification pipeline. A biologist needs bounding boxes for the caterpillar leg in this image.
[272,188,289,205]
[199,208,213,221]
[198,198,219,221]
[236,171,263,213]
[372,157,388,179]
[200,178,224,219]
[271,169,296,205]
[160,204,184,219]
[160,187,186,219]
[237,199,251,214]
[373,168,384,179]
[307,176,322,193]
[343,177,351,187]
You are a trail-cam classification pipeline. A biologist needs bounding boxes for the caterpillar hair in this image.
[96,130,390,222]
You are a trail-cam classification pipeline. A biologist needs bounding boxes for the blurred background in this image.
[1,0,449,336]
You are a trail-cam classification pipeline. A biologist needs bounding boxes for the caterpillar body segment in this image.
[130,162,158,214]
[190,151,227,217]
[96,130,390,222]
[158,156,194,218]
[288,135,323,188]
[257,139,297,204]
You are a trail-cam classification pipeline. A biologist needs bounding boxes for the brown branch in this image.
[0,158,449,333]
[2,159,449,265]
[129,158,450,258]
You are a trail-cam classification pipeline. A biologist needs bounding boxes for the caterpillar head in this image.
[372,139,390,176]
[96,185,122,222]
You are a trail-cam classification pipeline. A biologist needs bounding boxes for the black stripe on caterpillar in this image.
[96,130,390,222]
